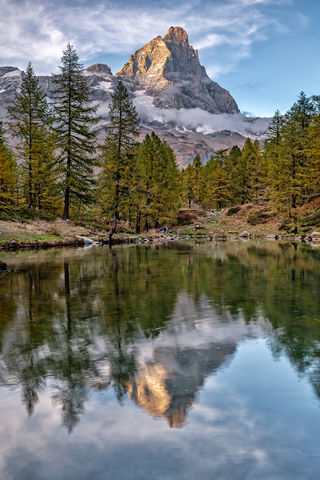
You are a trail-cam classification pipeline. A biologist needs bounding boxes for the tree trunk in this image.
[27,156,32,208]
[135,210,141,234]
[108,211,117,245]
[62,185,70,220]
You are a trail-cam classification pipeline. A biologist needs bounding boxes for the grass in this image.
[0,233,62,245]
[177,228,208,236]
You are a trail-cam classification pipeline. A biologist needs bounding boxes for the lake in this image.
[1,241,320,479]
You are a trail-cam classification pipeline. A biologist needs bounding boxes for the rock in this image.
[116,26,239,115]
[77,236,93,245]
[0,261,8,272]
[239,231,251,238]
[265,235,277,240]
[311,231,320,238]
[157,226,169,233]
[8,239,18,249]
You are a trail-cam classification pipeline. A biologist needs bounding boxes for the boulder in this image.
[239,231,251,238]
[77,236,93,245]
[157,226,169,233]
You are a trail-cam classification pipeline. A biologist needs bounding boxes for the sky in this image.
[0,0,319,117]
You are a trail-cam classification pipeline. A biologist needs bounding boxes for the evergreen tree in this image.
[31,128,61,213]
[202,153,229,209]
[239,138,255,203]
[0,122,16,214]
[52,43,99,220]
[9,62,49,209]
[192,154,203,204]
[265,110,286,212]
[250,139,267,200]
[182,163,195,208]
[100,80,140,240]
[306,113,320,196]
[133,133,181,231]
[225,145,242,205]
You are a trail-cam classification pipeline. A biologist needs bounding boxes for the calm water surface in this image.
[1,241,320,479]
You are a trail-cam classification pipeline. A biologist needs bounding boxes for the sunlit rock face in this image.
[126,293,248,428]
[128,343,236,428]
[116,26,239,115]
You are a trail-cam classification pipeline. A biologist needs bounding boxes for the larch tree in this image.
[134,133,181,231]
[9,62,49,209]
[0,121,16,214]
[225,145,242,205]
[202,153,229,209]
[183,163,195,208]
[239,138,258,204]
[192,154,203,204]
[278,93,314,226]
[265,110,287,213]
[52,43,99,220]
[100,80,140,240]
[306,112,320,196]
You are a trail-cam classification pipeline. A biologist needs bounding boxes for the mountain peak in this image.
[86,63,112,74]
[163,26,189,44]
[116,27,239,115]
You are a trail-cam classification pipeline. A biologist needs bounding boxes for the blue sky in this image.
[0,0,319,117]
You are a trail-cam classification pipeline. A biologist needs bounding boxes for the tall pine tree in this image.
[100,80,140,240]
[52,43,99,220]
[0,122,16,214]
[9,62,49,209]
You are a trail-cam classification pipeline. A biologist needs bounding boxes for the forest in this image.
[1,43,320,237]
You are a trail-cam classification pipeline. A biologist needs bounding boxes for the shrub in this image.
[227,206,240,216]
[247,210,273,226]
[177,211,198,225]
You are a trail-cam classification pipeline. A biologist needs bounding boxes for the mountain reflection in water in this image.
[1,241,320,436]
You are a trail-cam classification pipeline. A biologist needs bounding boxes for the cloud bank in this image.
[133,90,270,137]
[0,0,305,78]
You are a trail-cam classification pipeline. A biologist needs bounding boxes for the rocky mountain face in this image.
[0,27,269,166]
[117,26,239,114]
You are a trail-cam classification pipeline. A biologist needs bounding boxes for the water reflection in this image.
[1,241,320,435]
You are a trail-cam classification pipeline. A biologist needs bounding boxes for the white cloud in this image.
[133,91,270,137]
[0,0,305,78]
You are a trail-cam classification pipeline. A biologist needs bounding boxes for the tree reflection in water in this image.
[1,241,320,431]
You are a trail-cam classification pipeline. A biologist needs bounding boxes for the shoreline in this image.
[1,231,320,251]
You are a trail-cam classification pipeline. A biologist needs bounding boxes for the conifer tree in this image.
[9,62,49,209]
[0,122,16,214]
[225,145,242,205]
[306,113,320,195]
[192,154,203,204]
[250,140,267,200]
[100,80,140,240]
[52,43,99,220]
[265,110,286,213]
[239,138,257,204]
[133,133,181,231]
[202,153,229,209]
[183,163,195,208]
[31,128,61,213]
